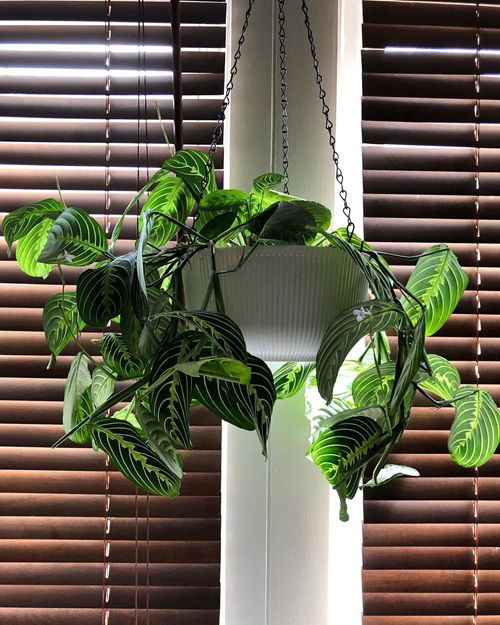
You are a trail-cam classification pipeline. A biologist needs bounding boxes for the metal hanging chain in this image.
[300,0,355,239]
[199,0,257,197]
[277,0,290,193]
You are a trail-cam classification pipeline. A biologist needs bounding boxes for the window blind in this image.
[362,1,500,624]
[0,1,225,623]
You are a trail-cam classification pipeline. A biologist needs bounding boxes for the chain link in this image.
[300,0,355,239]
[199,0,257,197]
[277,0,289,193]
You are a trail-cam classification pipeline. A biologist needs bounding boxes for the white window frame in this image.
[220,2,364,624]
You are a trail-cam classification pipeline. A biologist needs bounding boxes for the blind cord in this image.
[102,1,113,623]
[472,3,481,623]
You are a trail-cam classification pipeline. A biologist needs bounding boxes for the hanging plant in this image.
[3,0,499,522]
[3,150,499,520]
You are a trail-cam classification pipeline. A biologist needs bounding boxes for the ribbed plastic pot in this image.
[182,246,368,362]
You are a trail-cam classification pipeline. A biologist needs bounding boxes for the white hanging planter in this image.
[182,246,368,361]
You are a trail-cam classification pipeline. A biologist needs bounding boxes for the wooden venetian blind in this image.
[361,1,500,624]
[0,1,225,623]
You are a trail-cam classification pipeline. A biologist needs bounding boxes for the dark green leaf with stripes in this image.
[42,292,85,366]
[100,333,144,380]
[135,402,183,479]
[274,361,315,400]
[193,353,275,456]
[149,333,203,450]
[317,300,403,403]
[167,311,247,362]
[91,417,181,496]
[77,252,136,326]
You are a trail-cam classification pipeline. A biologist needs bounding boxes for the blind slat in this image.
[0,1,225,621]
[362,0,497,622]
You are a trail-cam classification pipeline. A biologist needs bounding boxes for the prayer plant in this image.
[4,148,499,520]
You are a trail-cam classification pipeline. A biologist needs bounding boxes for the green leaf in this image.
[91,367,115,408]
[293,200,331,232]
[363,463,420,487]
[63,353,93,444]
[166,311,247,362]
[77,252,135,326]
[311,405,385,442]
[137,286,173,361]
[274,361,315,400]
[42,292,86,365]
[402,243,468,336]
[199,211,238,240]
[175,357,252,384]
[388,314,426,418]
[3,198,64,253]
[110,167,171,250]
[448,387,500,467]
[136,209,153,298]
[38,207,107,266]
[308,415,385,489]
[334,228,390,268]
[193,353,275,455]
[100,333,144,379]
[419,354,461,401]
[91,417,181,496]
[135,402,183,479]
[111,403,142,431]
[140,176,194,246]
[251,173,284,194]
[149,333,200,450]
[163,149,217,197]
[352,360,427,409]
[317,300,403,403]
[198,189,248,213]
[248,201,316,244]
[120,299,142,357]
[352,362,401,408]
[252,189,300,215]
[16,218,54,278]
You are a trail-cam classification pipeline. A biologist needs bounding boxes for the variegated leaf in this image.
[402,243,468,336]
[308,415,385,490]
[3,198,64,253]
[42,292,85,366]
[149,333,201,450]
[163,148,217,197]
[38,207,107,266]
[91,417,182,496]
[63,353,93,444]
[100,333,144,380]
[140,177,194,246]
[167,311,247,362]
[77,252,136,326]
[193,353,275,456]
[419,354,461,401]
[449,387,500,467]
[316,300,403,404]
[274,361,315,400]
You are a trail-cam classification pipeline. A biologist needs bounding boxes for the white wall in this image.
[221,2,364,624]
